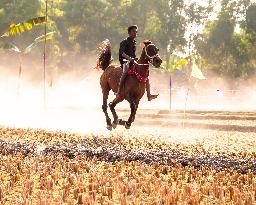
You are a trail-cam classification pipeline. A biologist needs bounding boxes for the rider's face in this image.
[129,28,137,39]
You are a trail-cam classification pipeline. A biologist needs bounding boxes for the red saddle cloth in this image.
[128,64,149,83]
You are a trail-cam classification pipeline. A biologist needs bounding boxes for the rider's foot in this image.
[148,94,158,101]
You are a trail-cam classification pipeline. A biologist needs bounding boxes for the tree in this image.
[151,0,186,70]
[0,0,42,48]
[195,0,256,79]
[245,3,256,33]
[185,0,214,55]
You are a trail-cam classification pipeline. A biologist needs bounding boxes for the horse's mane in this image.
[141,40,152,46]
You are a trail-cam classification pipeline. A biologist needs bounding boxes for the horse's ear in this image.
[142,40,152,47]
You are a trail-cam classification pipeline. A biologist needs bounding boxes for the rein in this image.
[124,59,149,66]
[133,61,149,66]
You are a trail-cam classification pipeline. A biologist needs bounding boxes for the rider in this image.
[116,25,158,101]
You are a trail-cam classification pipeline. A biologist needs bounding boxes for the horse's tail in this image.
[96,39,112,71]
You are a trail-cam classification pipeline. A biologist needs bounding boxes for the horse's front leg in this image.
[125,101,138,129]
[109,96,124,129]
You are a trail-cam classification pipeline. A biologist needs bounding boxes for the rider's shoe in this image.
[147,94,158,101]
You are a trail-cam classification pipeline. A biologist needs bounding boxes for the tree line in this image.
[0,0,255,79]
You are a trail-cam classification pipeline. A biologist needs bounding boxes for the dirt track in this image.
[0,109,255,173]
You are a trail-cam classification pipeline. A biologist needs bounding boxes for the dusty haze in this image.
[0,53,255,133]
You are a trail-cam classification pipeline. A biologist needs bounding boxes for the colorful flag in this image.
[190,59,207,80]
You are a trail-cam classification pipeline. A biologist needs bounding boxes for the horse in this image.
[96,39,162,130]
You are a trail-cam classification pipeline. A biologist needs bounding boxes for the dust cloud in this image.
[0,53,255,133]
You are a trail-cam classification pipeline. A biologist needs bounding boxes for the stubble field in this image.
[0,109,255,205]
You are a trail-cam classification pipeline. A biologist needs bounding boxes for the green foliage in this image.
[161,55,187,73]
[24,32,55,54]
[1,17,46,37]
[245,4,256,32]
[34,31,55,43]
[1,32,55,54]
[2,42,21,53]
[195,0,256,79]
[0,0,41,33]
[0,0,255,79]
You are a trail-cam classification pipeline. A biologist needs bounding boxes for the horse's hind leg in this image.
[125,100,138,129]
[102,86,112,130]
[109,96,124,129]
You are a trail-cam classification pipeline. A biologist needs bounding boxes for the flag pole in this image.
[169,75,172,110]
[183,57,192,128]
[43,0,48,109]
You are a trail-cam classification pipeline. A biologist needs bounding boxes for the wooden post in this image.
[17,54,22,97]
[169,75,172,110]
[43,0,48,108]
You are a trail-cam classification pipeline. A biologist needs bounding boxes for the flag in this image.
[190,59,206,80]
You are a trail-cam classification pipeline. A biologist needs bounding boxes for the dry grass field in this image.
[0,109,255,205]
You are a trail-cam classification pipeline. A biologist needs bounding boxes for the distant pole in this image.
[43,0,48,108]
[183,57,192,128]
[183,87,189,128]
[17,54,22,97]
[169,75,172,110]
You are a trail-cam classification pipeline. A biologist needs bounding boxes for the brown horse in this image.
[96,39,162,130]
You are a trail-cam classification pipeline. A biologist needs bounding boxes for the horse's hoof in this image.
[117,119,123,125]
[125,122,131,129]
[112,122,117,129]
[108,102,113,108]
[106,125,112,130]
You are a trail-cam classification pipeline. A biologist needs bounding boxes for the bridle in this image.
[129,43,160,67]
[127,43,161,83]
[144,43,159,64]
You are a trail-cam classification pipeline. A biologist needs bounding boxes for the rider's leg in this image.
[146,79,158,101]
[116,63,129,96]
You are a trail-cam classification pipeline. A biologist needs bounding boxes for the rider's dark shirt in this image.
[119,37,136,66]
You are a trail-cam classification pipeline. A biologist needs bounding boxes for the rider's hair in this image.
[128,25,138,33]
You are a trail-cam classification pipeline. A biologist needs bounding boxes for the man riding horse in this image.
[116,25,158,101]
[97,27,162,130]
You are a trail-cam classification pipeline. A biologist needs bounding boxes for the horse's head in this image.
[142,40,162,68]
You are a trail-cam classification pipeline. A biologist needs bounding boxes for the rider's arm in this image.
[122,53,134,62]
[119,40,127,65]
